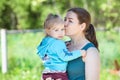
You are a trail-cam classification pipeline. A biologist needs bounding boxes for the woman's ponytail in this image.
[85,24,98,49]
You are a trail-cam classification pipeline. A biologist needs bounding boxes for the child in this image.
[37,13,86,80]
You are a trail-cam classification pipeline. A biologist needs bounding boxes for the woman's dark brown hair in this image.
[68,8,98,49]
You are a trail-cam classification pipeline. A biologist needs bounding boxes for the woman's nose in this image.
[64,21,67,27]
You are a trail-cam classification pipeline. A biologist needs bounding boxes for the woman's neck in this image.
[70,33,89,48]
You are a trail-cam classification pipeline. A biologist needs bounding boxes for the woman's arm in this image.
[85,47,100,80]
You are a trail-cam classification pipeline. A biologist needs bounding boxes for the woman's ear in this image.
[80,23,86,30]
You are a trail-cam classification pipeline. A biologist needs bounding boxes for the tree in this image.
[0,0,120,30]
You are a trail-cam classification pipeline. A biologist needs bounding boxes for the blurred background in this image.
[0,0,120,80]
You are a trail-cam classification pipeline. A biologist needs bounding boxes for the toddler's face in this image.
[47,24,65,39]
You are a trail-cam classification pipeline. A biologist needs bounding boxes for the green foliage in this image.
[0,0,120,30]
[0,32,45,80]
[101,69,120,80]
[9,0,31,29]
[97,31,120,68]
[99,0,120,29]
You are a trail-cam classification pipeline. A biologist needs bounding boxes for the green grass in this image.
[0,31,120,80]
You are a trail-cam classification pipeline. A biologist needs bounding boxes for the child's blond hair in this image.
[44,13,64,30]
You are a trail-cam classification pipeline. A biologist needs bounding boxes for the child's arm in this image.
[53,40,86,61]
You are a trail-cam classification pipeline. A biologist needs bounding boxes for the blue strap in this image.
[82,43,95,50]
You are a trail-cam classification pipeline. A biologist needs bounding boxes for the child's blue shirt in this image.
[37,36,82,72]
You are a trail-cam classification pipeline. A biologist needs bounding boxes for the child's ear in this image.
[45,29,49,34]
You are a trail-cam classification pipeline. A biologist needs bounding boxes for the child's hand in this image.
[80,50,86,57]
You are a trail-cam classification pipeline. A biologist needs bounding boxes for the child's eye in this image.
[55,29,58,31]
[69,20,73,23]
[61,29,65,31]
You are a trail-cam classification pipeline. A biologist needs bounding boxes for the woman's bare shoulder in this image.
[85,47,100,80]
[85,47,100,61]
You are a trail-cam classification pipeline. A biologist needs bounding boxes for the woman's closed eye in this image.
[69,20,73,23]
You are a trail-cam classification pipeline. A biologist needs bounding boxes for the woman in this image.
[64,7,100,80]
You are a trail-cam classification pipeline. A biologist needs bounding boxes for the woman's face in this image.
[64,11,81,36]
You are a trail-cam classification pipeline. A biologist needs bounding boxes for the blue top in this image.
[37,36,82,72]
[67,43,95,80]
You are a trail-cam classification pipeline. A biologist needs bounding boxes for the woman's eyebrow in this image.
[64,17,73,20]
